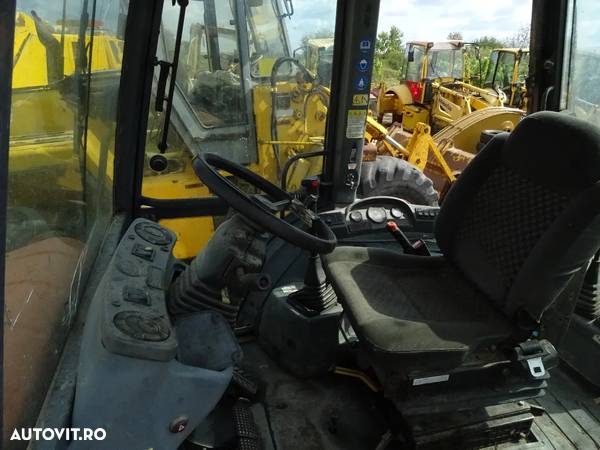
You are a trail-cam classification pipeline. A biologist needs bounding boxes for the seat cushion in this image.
[323,247,516,371]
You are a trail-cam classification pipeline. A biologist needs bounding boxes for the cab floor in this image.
[527,368,600,449]
[241,341,387,450]
[242,341,600,450]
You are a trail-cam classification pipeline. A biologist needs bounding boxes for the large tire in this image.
[359,156,439,206]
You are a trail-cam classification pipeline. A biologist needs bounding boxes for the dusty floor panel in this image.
[241,342,387,450]
[530,367,600,449]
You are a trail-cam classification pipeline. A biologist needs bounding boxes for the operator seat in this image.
[323,112,600,400]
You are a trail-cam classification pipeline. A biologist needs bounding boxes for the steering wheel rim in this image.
[193,153,337,254]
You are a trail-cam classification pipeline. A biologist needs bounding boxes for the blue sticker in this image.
[355,76,369,91]
[358,58,369,72]
[359,39,372,52]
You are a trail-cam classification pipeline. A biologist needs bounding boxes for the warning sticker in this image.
[346,109,367,139]
[352,94,369,106]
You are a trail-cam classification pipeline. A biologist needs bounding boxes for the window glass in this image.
[427,49,463,79]
[143,0,337,260]
[484,50,500,86]
[4,0,127,447]
[561,0,600,125]
[406,44,425,81]
[495,51,516,90]
[162,1,247,128]
[517,52,529,83]
[247,0,289,65]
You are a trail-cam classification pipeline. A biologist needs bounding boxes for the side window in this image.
[406,45,425,81]
[561,0,600,125]
[158,1,247,129]
[496,51,516,90]
[4,1,127,446]
[518,52,529,83]
[484,50,500,87]
[246,0,289,77]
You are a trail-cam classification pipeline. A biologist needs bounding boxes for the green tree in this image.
[376,26,403,57]
[474,36,505,51]
[447,31,463,40]
[374,25,405,84]
[504,25,530,48]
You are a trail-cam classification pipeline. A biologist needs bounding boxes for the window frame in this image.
[0,0,16,432]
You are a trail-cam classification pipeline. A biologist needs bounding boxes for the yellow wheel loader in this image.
[375,40,511,131]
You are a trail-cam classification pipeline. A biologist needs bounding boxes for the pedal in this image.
[233,399,261,450]
[232,366,259,398]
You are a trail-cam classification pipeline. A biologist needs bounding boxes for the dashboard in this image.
[319,196,440,239]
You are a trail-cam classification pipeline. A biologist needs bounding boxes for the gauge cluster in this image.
[319,196,439,238]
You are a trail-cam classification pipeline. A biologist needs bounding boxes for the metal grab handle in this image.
[154,60,171,112]
[542,85,555,111]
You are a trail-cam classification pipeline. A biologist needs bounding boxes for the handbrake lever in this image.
[386,221,431,256]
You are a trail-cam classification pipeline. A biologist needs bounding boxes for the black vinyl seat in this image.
[324,112,600,375]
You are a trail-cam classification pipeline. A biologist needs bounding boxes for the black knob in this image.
[149,154,168,172]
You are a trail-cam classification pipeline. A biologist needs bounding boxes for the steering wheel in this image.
[193,153,337,254]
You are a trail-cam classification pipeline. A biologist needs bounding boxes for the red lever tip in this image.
[386,221,399,231]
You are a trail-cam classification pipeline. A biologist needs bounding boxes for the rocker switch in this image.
[132,243,155,261]
[123,286,150,306]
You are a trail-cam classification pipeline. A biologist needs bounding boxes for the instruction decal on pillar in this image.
[346,109,367,139]
[352,94,369,106]
[354,76,369,91]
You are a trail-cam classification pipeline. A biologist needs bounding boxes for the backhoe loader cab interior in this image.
[2,0,600,449]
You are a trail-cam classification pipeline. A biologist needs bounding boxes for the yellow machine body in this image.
[401,104,430,131]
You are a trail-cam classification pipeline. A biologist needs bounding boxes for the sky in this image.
[376,0,533,42]
[18,0,535,50]
[287,0,533,49]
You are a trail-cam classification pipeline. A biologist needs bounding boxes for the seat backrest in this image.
[435,111,600,322]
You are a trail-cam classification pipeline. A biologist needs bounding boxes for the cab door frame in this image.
[529,0,570,112]
[0,0,16,433]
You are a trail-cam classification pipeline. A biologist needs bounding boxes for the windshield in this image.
[427,48,463,79]
[143,0,337,259]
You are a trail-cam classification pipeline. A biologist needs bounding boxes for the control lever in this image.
[386,221,431,256]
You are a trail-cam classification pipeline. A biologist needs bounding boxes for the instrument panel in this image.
[320,196,439,238]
